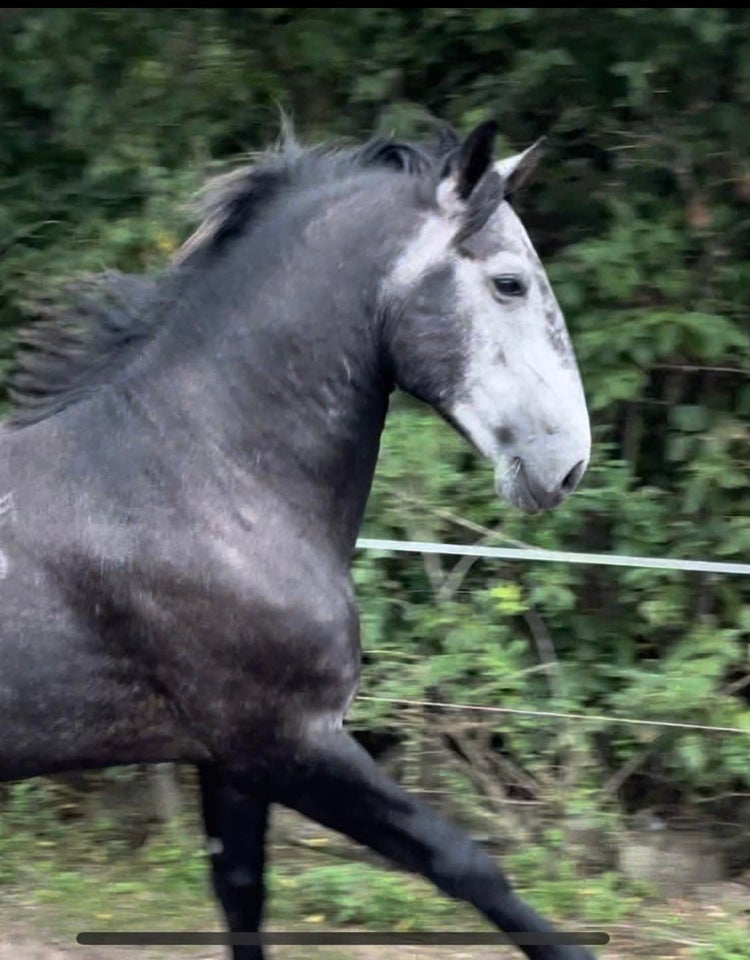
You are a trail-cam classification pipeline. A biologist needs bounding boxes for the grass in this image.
[0,779,748,958]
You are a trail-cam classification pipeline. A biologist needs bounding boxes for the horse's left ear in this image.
[494,137,546,197]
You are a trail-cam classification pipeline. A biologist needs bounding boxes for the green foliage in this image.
[0,781,639,934]
[270,862,468,929]
[691,923,750,960]
[2,8,750,844]
[508,833,637,924]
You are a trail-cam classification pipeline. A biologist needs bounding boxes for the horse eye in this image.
[492,275,526,299]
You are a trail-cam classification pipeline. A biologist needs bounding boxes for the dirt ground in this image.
[2,883,749,960]
[0,922,684,960]
[0,925,511,960]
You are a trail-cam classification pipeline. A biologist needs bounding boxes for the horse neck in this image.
[131,190,397,557]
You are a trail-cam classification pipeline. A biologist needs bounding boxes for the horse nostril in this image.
[561,460,585,495]
[515,458,586,511]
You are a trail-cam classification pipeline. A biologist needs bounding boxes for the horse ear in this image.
[436,119,499,216]
[454,120,499,200]
[494,137,546,197]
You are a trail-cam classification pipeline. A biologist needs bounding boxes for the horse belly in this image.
[0,611,207,782]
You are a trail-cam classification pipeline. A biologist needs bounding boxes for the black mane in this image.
[174,123,460,261]
[7,271,166,426]
[7,123,466,428]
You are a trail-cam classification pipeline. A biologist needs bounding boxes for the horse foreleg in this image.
[198,764,269,960]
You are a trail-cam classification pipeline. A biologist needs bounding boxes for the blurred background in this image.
[1,8,750,959]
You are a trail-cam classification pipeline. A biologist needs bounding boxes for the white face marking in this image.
[385,171,590,513]
[450,203,590,508]
[387,214,455,292]
[0,492,15,581]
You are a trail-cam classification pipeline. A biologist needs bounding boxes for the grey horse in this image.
[0,119,592,960]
